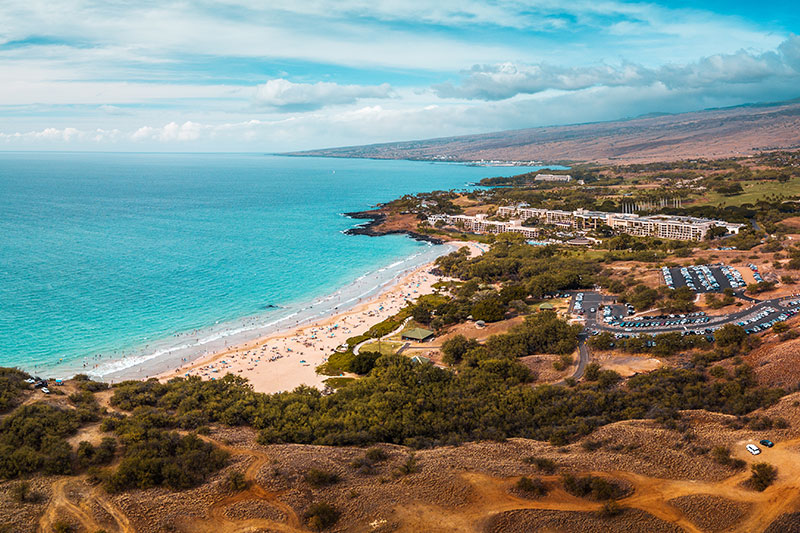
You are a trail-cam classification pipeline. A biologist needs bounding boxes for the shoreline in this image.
[151,241,484,393]
[91,243,455,384]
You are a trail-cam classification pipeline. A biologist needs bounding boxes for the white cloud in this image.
[434,37,800,100]
[252,79,394,111]
[132,121,207,142]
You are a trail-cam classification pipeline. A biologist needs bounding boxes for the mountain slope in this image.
[286,99,800,163]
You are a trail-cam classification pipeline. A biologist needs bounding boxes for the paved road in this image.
[572,335,590,380]
[735,290,761,303]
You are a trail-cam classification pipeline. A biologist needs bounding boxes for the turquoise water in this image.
[0,153,545,377]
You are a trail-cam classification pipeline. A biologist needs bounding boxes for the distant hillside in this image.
[286,99,800,164]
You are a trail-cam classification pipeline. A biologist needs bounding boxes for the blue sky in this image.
[1,1,799,151]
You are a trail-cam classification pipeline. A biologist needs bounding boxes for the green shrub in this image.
[0,368,31,413]
[522,456,557,474]
[52,520,75,533]
[561,474,626,500]
[304,468,340,488]
[393,453,419,477]
[597,500,623,518]
[365,447,388,463]
[304,502,340,531]
[11,480,42,503]
[515,476,548,496]
[226,471,248,492]
[749,462,777,491]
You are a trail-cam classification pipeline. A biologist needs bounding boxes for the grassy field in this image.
[360,340,403,355]
[694,178,800,207]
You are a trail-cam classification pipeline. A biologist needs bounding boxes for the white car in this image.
[746,444,761,455]
[41,387,50,394]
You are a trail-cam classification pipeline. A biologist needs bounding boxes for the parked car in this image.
[41,387,50,394]
[760,439,774,448]
[746,444,761,455]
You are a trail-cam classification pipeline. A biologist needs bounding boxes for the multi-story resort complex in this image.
[431,213,541,239]
[533,173,573,182]
[430,205,745,241]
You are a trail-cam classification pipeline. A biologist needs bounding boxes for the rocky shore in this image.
[343,210,445,244]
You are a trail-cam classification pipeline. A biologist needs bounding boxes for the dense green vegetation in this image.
[0,404,83,478]
[105,425,228,492]
[104,352,783,449]
[0,368,30,413]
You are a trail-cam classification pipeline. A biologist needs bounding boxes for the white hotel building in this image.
[444,205,746,241]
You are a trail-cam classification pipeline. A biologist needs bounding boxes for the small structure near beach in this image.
[402,328,435,342]
[538,302,555,311]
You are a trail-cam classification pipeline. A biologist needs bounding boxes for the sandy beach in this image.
[157,241,486,393]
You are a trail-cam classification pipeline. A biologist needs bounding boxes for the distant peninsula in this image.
[284,98,800,164]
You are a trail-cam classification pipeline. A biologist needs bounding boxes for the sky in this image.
[1,1,800,152]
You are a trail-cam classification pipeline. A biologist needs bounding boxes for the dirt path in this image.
[37,437,306,533]
[35,435,800,532]
[178,438,307,533]
[394,438,800,532]
[39,477,134,533]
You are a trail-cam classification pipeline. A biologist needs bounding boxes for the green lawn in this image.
[360,340,403,355]
[695,178,800,207]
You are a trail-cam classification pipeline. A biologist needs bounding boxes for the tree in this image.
[716,324,747,348]
[584,362,601,381]
[471,298,505,322]
[441,335,479,365]
[706,226,729,240]
[411,304,432,325]
[773,322,789,334]
[349,351,381,375]
[626,284,659,311]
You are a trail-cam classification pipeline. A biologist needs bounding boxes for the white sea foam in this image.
[87,242,456,381]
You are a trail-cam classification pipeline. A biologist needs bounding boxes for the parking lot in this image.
[571,291,604,316]
[662,264,745,292]
[585,295,800,340]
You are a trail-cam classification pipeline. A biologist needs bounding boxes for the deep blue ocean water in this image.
[0,153,547,377]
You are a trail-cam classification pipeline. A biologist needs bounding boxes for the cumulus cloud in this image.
[131,121,207,142]
[434,37,800,100]
[252,79,395,111]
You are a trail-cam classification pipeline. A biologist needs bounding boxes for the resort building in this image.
[463,205,745,241]
[533,173,573,182]
[446,214,540,239]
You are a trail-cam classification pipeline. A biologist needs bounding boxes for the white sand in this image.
[157,241,485,393]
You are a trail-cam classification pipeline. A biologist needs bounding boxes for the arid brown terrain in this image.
[4,388,800,532]
[287,99,800,164]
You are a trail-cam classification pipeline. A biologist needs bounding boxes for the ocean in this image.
[0,152,548,379]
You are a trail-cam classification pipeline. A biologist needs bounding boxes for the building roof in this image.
[402,328,435,341]
[410,355,431,364]
[539,302,555,310]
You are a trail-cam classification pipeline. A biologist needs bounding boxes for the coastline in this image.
[343,209,445,244]
[150,241,484,393]
[87,241,474,387]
